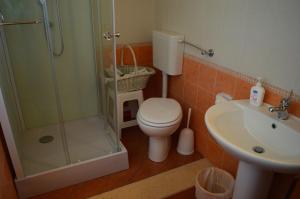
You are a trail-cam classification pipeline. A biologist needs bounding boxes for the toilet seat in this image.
[137,115,182,128]
[138,98,182,127]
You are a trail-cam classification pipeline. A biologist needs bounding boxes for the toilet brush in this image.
[177,108,194,155]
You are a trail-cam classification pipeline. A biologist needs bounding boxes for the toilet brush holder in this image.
[177,108,194,155]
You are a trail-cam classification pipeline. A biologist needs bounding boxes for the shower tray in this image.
[15,143,128,198]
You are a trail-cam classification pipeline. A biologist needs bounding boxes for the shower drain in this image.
[39,135,54,144]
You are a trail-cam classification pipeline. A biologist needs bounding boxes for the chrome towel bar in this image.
[0,19,42,26]
[182,40,215,57]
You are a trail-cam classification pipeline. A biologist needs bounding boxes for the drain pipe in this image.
[162,72,168,98]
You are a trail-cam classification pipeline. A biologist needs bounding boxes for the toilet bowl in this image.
[137,98,182,162]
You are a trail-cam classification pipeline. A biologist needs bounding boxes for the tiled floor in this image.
[166,188,195,199]
[31,126,202,199]
[22,116,114,176]
[90,160,211,199]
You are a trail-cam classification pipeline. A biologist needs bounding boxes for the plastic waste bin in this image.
[195,167,235,199]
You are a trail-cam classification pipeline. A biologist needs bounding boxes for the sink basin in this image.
[205,99,300,173]
[205,100,300,199]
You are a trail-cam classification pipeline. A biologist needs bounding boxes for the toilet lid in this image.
[138,98,182,124]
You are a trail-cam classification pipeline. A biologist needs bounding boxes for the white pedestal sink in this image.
[205,100,300,199]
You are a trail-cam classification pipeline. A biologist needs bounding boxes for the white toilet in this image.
[137,31,184,162]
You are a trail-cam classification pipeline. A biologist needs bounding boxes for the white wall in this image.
[115,0,156,44]
[155,0,300,95]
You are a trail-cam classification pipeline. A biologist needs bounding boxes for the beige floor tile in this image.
[89,159,212,199]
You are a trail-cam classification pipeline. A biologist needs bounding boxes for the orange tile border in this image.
[185,54,300,102]
[213,70,238,97]
[196,87,214,115]
[234,78,253,100]
[183,81,198,109]
[205,134,224,168]
[197,62,217,93]
[169,75,184,100]
[182,58,200,85]
[289,101,300,118]
[221,151,239,177]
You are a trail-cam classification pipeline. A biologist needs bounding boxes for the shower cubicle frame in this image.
[0,0,128,198]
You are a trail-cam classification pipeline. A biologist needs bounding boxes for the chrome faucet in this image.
[269,90,293,120]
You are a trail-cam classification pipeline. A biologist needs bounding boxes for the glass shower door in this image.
[0,0,70,176]
[47,0,121,162]
[92,0,120,151]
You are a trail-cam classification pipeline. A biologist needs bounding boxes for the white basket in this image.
[105,44,155,93]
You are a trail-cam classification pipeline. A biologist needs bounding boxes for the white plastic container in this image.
[250,77,265,107]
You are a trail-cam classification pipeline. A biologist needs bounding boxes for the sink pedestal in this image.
[233,161,273,199]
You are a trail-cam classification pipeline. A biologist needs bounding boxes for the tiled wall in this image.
[169,54,300,173]
[169,55,300,199]
[0,127,18,199]
[128,43,300,198]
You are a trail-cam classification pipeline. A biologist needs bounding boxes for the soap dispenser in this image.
[250,77,265,107]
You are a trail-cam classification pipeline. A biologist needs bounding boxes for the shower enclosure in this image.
[0,0,128,197]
